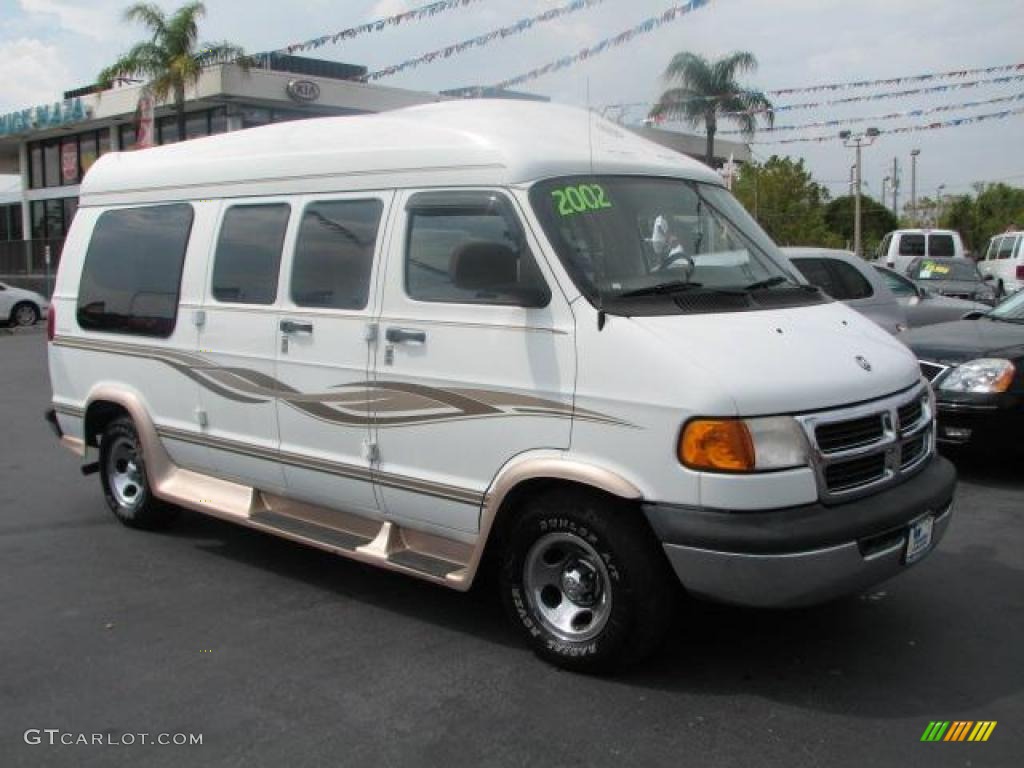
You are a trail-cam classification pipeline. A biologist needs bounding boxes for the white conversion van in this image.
[877,228,965,274]
[979,230,1024,298]
[46,101,955,670]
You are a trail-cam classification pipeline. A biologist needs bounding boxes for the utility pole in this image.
[910,149,920,225]
[935,184,946,226]
[840,128,880,258]
[891,157,899,218]
[882,176,890,206]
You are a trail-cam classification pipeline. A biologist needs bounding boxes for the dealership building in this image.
[0,54,749,283]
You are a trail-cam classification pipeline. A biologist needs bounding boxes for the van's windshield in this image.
[529,176,822,315]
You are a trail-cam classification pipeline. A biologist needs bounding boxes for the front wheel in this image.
[500,488,675,672]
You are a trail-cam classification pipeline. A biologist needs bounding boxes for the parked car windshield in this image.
[529,176,813,313]
[907,258,980,282]
[990,290,1024,321]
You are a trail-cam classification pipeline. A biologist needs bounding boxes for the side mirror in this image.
[451,241,549,308]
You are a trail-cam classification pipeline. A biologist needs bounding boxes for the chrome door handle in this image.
[280,319,314,334]
[385,327,426,344]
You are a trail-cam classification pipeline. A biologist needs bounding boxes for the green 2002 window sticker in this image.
[551,184,613,216]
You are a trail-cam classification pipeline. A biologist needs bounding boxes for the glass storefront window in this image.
[30,145,44,189]
[210,107,227,135]
[80,133,99,176]
[43,140,60,188]
[60,138,79,185]
[185,111,208,139]
[99,129,111,156]
[31,201,47,239]
[158,116,181,144]
[119,124,137,151]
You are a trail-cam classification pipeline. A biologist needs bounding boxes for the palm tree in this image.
[98,2,250,142]
[648,51,774,166]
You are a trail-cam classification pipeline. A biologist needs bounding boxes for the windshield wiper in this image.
[617,280,704,298]
[743,276,792,291]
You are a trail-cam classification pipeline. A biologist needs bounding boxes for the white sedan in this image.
[0,281,49,326]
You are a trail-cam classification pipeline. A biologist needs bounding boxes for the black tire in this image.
[99,417,177,529]
[499,487,675,672]
[10,302,39,327]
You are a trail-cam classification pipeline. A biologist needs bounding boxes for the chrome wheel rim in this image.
[523,532,612,643]
[14,305,36,326]
[107,437,145,509]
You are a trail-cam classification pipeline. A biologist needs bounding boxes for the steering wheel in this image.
[654,251,695,276]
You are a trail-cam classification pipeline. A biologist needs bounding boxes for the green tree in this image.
[98,2,250,141]
[941,183,1024,255]
[824,195,899,257]
[648,51,773,165]
[732,156,839,246]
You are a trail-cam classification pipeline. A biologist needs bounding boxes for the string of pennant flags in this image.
[449,0,712,96]
[766,62,1024,96]
[275,0,485,56]
[719,91,1024,134]
[750,105,1024,145]
[360,0,606,82]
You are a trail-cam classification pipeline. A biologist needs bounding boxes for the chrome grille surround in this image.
[795,383,934,503]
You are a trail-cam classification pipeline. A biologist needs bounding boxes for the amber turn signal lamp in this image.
[680,419,756,472]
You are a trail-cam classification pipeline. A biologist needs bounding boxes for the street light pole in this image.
[910,149,920,225]
[882,175,890,206]
[935,184,946,226]
[840,128,880,258]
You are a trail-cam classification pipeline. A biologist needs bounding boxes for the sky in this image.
[1,0,1022,206]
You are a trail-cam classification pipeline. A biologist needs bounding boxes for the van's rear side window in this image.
[77,204,193,337]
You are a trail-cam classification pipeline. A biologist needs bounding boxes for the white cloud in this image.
[0,38,73,112]
[18,0,119,41]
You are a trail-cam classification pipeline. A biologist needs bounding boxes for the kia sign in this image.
[286,79,320,103]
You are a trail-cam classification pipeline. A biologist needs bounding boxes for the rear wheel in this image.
[99,417,177,529]
[11,302,39,327]
[500,487,675,672]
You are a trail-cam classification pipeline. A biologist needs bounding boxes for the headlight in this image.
[680,416,809,472]
[938,358,1016,393]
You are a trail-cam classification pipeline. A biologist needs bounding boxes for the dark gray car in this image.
[783,248,906,334]
[874,266,991,327]
[905,257,997,305]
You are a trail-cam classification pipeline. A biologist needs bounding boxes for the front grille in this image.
[797,385,933,502]
[824,453,887,492]
[815,415,884,453]
[901,435,926,468]
[897,400,923,433]
[919,360,947,382]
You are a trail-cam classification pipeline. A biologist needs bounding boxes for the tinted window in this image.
[928,234,955,257]
[291,199,383,310]
[875,267,917,297]
[997,236,1016,260]
[877,233,891,259]
[830,260,873,299]
[898,234,926,256]
[77,204,193,336]
[986,237,1001,261]
[212,204,290,305]
[792,258,840,297]
[405,192,549,306]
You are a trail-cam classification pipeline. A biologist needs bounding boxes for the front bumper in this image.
[934,392,1023,447]
[644,456,956,608]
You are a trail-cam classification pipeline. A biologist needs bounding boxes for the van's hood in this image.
[630,302,920,415]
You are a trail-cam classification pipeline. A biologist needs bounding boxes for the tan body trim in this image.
[72,389,644,591]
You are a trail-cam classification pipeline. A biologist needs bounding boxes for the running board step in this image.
[389,548,463,579]
[250,510,373,552]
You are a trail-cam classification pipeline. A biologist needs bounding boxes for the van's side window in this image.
[997,236,1015,260]
[212,204,290,304]
[985,237,1001,261]
[291,199,383,310]
[404,191,550,307]
[77,203,193,337]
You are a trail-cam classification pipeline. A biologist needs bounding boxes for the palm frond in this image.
[123,3,167,37]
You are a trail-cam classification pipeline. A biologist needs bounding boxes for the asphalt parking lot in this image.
[1,328,1021,767]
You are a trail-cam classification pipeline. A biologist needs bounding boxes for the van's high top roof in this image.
[80,100,723,205]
